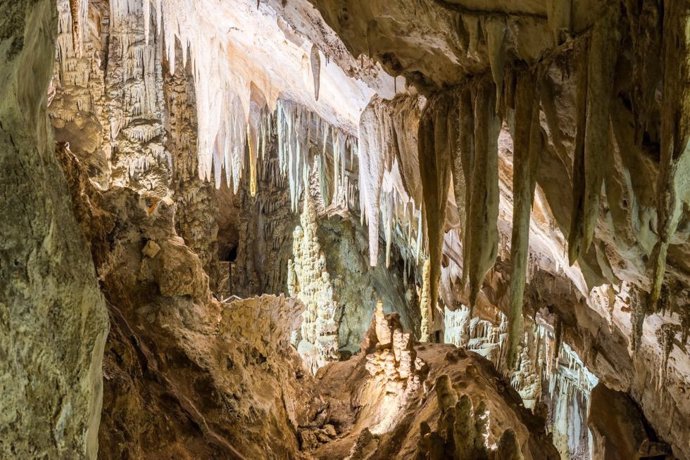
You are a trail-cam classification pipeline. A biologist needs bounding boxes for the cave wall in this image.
[10,0,688,457]
[0,1,109,457]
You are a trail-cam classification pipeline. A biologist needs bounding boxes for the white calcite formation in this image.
[288,191,339,373]
[443,305,599,459]
[277,99,358,212]
[363,302,427,434]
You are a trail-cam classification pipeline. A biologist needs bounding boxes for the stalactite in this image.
[649,0,690,311]
[567,38,589,265]
[626,0,662,144]
[630,287,647,352]
[275,100,356,212]
[484,17,507,115]
[456,87,474,289]
[247,85,269,197]
[467,79,500,309]
[384,191,394,267]
[67,0,87,55]
[310,44,321,101]
[546,0,571,44]
[419,96,456,322]
[359,102,387,266]
[582,9,620,252]
[507,72,541,369]
[657,323,680,391]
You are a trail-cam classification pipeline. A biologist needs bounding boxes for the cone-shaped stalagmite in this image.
[467,79,500,309]
[649,0,690,311]
[497,429,523,460]
[419,96,457,322]
[507,72,542,369]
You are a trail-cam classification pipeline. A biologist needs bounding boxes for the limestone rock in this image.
[0,1,108,457]
[142,240,161,258]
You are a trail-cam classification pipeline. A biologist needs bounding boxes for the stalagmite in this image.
[467,79,500,309]
[507,72,541,369]
[311,44,321,101]
[420,258,431,342]
[421,375,507,459]
[288,190,339,373]
[497,429,523,460]
[419,96,456,321]
[473,400,489,454]
[568,38,589,265]
[582,9,619,252]
[649,0,690,311]
[453,395,477,459]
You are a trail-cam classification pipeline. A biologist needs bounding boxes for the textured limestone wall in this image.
[163,41,222,292]
[0,1,109,457]
[50,0,224,294]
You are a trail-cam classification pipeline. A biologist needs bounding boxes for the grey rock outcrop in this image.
[0,1,109,457]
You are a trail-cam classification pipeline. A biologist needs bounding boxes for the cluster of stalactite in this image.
[277,99,358,212]
[358,95,426,270]
[416,79,502,346]
[61,0,364,198]
[410,0,690,371]
[62,0,690,366]
[649,1,690,313]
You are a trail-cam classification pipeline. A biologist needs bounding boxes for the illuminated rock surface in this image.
[1,0,690,458]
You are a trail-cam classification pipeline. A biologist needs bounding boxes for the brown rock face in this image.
[588,383,670,460]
